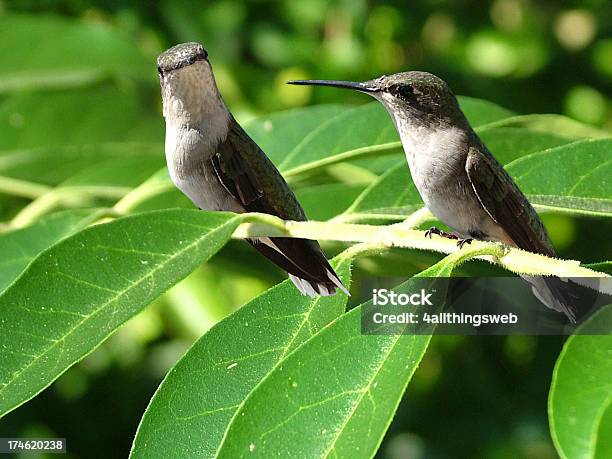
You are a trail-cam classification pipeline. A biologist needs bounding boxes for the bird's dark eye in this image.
[397,85,415,100]
[157,65,163,75]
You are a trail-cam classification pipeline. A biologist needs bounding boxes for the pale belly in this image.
[399,125,507,241]
[170,165,243,213]
[165,122,244,213]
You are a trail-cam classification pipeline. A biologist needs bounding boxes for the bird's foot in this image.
[425,227,458,240]
[457,238,473,249]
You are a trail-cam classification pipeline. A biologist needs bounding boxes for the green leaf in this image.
[244,105,348,166]
[549,306,612,459]
[0,86,163,150]
[508,138,612,217]
[295,182,367,221]
[0,14,152,93]
[213,260,456,458]
[586,262,612,276]
[0,209,242,418]
[277,103,402,177]
[482,114,609,139]
[342,162,421,222]
[478,127,576,164]
[458,96,515,126]
[0,209,103,294]
[595,408,612,459]
[130,255,354,458]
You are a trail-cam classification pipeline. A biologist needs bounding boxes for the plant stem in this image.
[232,214,607,278]
[0,176,51,199]
[281,141,402,178]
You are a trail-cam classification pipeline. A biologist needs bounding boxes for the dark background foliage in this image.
[1,0,610,457]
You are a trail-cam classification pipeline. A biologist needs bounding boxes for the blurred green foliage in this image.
[0,0,610,458]
[5,0,612,123]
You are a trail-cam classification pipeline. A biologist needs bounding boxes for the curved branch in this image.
[232,213,608,279]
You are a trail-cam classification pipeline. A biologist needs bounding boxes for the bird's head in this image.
[288,71,466,129]
[157,42,224,123]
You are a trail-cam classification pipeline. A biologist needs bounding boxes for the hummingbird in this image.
[289,72,578,322]
[156,42,347,297]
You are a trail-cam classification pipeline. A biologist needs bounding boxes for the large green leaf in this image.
[277,103,402,176]
[132,246,482,458]
[0,86,163,150]
[457,96,515,126]
[549,306,612,459]
[0,14,152,93]
[481,114,609,139]
[213,259,456,458]
[342,162,421,222]
[130,256,353,458]
[478,127,575,164]
[0,209,103,294]
[244,105,348,166]
[295,182,367,221]
[509,138,612,217]
[0,209,242,418]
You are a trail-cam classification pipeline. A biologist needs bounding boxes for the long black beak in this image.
[287,79,378,93]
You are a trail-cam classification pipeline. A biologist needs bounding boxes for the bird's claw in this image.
[457,238,473,249]
[425,227,458,240]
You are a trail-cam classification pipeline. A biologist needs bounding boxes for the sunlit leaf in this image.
[479,127,574,164]
[509,138,612,217]
[213,260,455,458]
[342,162,421,222]
[0,209,103,293]
[0,210,242,418]
[482,114,609,139]
[245,105,348,165]
[131,256,353,458]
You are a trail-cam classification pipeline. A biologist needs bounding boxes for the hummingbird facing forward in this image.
[289,73,578,322]
[157,42,347,297]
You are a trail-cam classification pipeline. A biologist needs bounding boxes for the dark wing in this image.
[466,146,581,323]
[210,117,344,294]
[465,146,554,256]
[211,117,305,220]
[210,132,264,208]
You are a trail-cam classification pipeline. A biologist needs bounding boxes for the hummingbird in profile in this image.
[156,42,347,297]
[289,72,578,322]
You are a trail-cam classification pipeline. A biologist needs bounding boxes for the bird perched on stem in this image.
[157,42,347,297]
[289,73,578,321]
